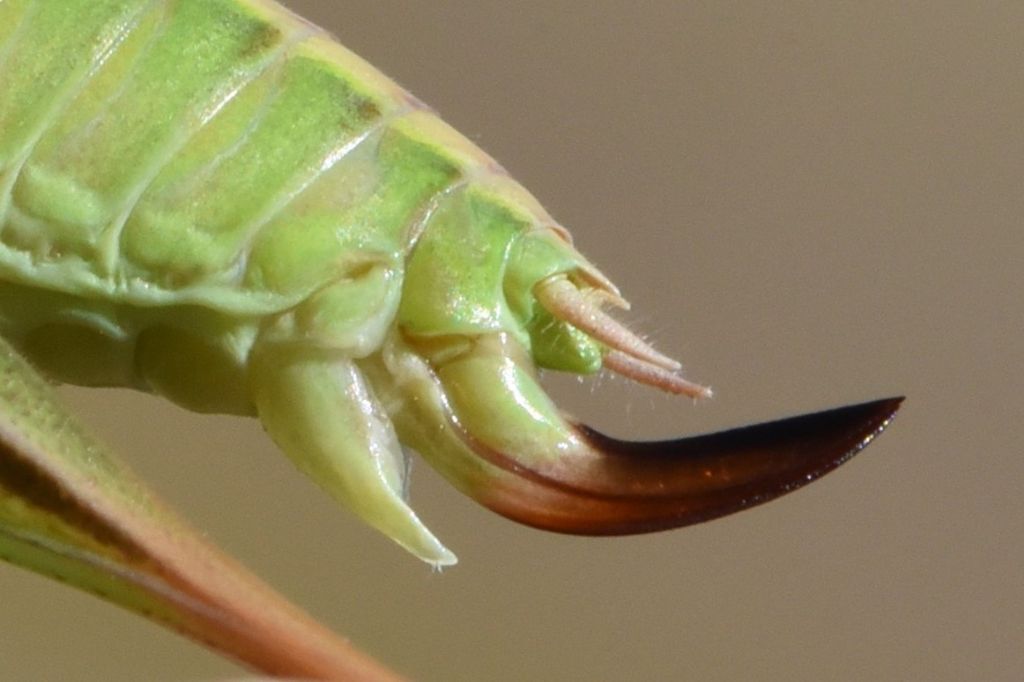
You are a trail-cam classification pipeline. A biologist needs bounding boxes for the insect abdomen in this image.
[0,0,517,314]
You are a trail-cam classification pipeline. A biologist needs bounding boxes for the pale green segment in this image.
[125,37,410,292]
[437,352,582,468]
[400,182,527,338]
[0,0,145,170]
[12,0,295,269]
[528,308,603,374]
[0,0,31,51]
[5,2,164,258]
[244,111,464,297]
[398,178,590,351]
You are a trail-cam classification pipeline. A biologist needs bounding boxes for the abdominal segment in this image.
[0,0,496,316]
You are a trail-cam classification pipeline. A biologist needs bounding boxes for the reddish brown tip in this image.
[478,397,903,535]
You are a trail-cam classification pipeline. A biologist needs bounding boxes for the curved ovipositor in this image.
[483,398,903,534]
[361,338,902,559]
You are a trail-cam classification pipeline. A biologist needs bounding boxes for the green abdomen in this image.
[0,0,468,313]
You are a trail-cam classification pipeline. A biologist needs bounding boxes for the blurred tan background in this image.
[1,1,1021,680]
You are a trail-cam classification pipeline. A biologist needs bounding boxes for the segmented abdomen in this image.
[0,0,510,313]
